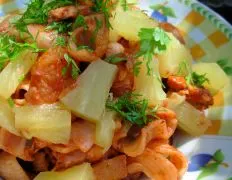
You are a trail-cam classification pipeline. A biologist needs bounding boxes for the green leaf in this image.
[197,162,220,180]
[7,97,14,108]
[105,54,127,64]
[55,36,66,47]
[63,53,80,80]
[121,0,128,11]
[73,15,88,30]
[106,93,157,126]
[76,45,93,52]
[224,67,232,76]
[213,149,225,163]
[227,177,232,180]
[46,21,73,34]
[136,27,170,75]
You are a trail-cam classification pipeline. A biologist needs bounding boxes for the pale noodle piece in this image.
[127,149,178,180]
[147,141,188,178]
[93,155,128,180]
[0,128,33,161]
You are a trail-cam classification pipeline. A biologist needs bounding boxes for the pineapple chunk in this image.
[60,60,118,123]
[34,163,95,180]
[110,6,158,41]
[95,110,116,151]
[192,62,229,95]
[168,95,210,136]
[14,104,71,144]
[134,58,166,106]
[157,33,192,78]
[0,98,19,136]
[0,50,37,99]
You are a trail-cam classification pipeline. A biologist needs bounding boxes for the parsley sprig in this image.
[14,0,74,32]
[150,4,176,18]
[91,0,112,28]
[105,53,127,64]
[136,27,170,75]
[62,54,80,80]
[0,34,42,69]
[178,61,209,87]
[46,21,73,34]
[106,93,158,126]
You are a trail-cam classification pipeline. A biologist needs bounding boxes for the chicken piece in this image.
[68,14,109,62]
[25,48,76,105]
[48,5,91,22]
[167,76,187,91]
[186,86,214,110]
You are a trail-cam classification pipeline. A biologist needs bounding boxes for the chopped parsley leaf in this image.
[90,18,103,44]
[73,15,88,30]
[55,36,66,47]
[46,21,73,34]
[0,34,42,69]
[76,45,93,52]
[63,53,80,80]
[136,27,170,75]
[14,0,74,32]
[7,97,14,108]
[106,93,159,126]
[105,54,127,64]
[91,0,112,28]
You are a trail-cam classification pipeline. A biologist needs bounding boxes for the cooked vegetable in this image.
[134,58,166,106]
[192,62,229,95]
[0,98,19,136]
[136,27,171,75]
[34,163,95,180]
[0,152,29,180]
[61,60,118,123]
[95,110,116,151]
[157,33,192,78]
[14,104,71,144]
[168,94,210,136]
[110,6,158,41]
[0,50,37,99]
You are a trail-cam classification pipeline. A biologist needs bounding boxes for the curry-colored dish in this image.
[0,0,229,180]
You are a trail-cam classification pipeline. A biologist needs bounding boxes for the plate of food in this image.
[0,0,231,180]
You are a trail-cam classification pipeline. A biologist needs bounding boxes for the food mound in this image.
[0,0,229,180]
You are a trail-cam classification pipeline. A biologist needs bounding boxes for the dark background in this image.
[199,0,232,24]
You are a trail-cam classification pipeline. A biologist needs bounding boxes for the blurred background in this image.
[199,0,232,24]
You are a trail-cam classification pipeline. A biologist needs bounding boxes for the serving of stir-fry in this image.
[0,0,230,179]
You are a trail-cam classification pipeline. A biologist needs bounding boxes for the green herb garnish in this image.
[55,36,66,47]
[76,45,93,52]
[90,18,103,44]
[105,54,127,64]
[0,34,42,70]
[7,97,14,108]
[136,27,170,75]
[46,21,72,34]
[14,0,74,32]
[178,61,209,87]
[121,0,128,11]
[73,15,88,30]
[217,58,232,76]
[106,93,158,126]
[62,53,80,79]
[91,0,112,28]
